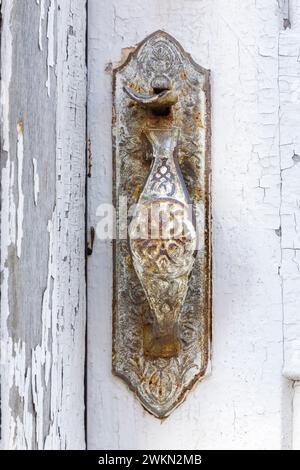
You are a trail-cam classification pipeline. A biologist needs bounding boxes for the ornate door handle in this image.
[112,31,211,418]
[129,127,197,359]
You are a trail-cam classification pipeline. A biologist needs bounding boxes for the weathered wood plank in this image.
[0,0,86,449]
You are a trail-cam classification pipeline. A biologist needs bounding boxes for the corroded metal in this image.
[123,85,178,111]
[112,31,211,418]
[129,128,197,359]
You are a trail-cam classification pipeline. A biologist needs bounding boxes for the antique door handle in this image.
[125,73,194,358]
[112,31,211,418]
[129,127,197,359]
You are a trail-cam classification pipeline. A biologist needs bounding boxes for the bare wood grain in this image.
[0,0,86,449]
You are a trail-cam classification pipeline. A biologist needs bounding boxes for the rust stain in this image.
[193,110,204,128]
[17,120,24,134]
[180,70,187,80]
[116,46,136,69]
[132,185,142,199]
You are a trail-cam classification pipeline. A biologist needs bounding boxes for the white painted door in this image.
[87,0,300,450]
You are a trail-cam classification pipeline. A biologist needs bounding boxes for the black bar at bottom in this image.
[0,449,297,466]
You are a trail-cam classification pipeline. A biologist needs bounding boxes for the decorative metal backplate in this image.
[112,31,211,418]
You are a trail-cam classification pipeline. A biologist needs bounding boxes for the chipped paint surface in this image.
[32,158,40,205]
[1,1,17,448]
[1,0,13,153]
[37,0,46,51]
[46,0,55,96]
[279,13,300,383]
[88,0,295,450]
[1,0,86,450]
[278,6,300,449]
[16,122,24,258]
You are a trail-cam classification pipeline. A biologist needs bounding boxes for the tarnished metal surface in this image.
[129,128,197,360]
[112,31,211,418]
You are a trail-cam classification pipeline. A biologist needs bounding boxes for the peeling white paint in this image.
[278,4,300,449]
[7,340,34,450]
[40,218,54,388]
[46,0,56,96]
[1,160,16,252]
[37,0,46,51]
[87,0,291,450]
[46,0,86,448]
[32,158,40,205]
[1,0,13,153]
[1,2,17,450]
[31,215,55,449]
[16,122,24,258]
[1,0,86,450]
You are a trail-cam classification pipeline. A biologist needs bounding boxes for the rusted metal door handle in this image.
[129,127,197,359]
[112,31,211,418]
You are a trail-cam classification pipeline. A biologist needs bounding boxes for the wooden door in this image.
[86,0,299,450]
